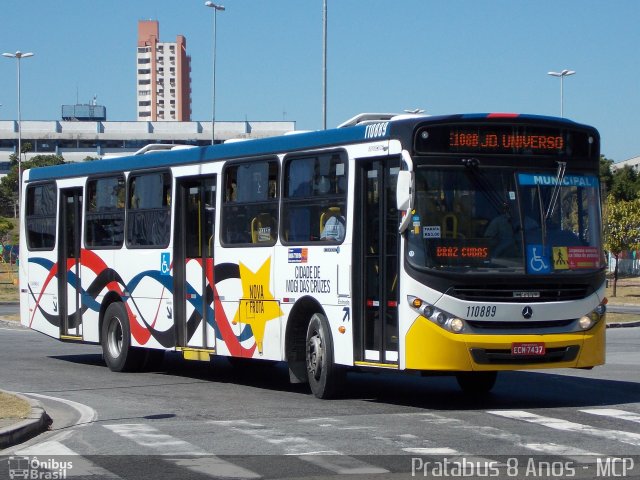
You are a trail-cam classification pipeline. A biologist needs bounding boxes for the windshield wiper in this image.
[545,161,567,221]
[536,184,547,250]
[462,158,512,218]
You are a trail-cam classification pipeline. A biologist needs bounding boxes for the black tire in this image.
[456,371,498,395]
[306,313,344,399]
[101,302,144,372]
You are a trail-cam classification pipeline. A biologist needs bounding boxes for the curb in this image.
[0,391,51,450]
[0,319,25,330]
[607,321,640,329]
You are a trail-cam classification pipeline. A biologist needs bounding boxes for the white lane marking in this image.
[488,410,640,447]
[25,392,97,426]
[471,423,602,458]
[402,447,459,455]
[521,442,602,457]
[581,408,640,424]
[16,441,124,478]
[104,423,260,478]
[414,411,602,460]
[300,455,388,475]
[210,419,389,474]
[16,440,79,456]
[104,424,193,451]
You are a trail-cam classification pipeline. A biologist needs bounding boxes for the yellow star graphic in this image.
[232,257,283,354]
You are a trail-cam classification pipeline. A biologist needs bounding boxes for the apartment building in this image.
[137,20,192,121]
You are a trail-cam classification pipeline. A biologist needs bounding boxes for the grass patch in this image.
[606,312,640,324]
[0,262,18,303]
[0,392,30,419]
[606,278,640,305]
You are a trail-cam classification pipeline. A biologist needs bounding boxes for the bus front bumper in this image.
[405,315,606,372]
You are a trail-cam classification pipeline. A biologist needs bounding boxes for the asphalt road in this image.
[0,324,639,480]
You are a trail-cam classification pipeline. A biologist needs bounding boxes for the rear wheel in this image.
[456,371,498,395]
[306,313,344,399]
[101,302,143,372]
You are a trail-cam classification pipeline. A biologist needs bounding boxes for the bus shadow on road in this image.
[342,370,640,411]
[48,352,640,410]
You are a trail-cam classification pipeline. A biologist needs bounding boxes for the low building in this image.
[0,119,296,171]
[611,156,640,172]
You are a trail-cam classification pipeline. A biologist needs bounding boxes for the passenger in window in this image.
[484,203,518,257]
[316,175,331,195]
[130,179,140,208]
[321,210,346,242]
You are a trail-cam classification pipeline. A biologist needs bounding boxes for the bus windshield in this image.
[407,164,603,274]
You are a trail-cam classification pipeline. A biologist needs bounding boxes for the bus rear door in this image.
[174,176,217,351]
[58,187,83,339]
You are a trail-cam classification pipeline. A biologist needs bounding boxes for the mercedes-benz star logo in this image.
[522,306,533,319]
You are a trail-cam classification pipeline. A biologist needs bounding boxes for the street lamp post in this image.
[205,1,225,146]
[2,50,34,216]
[322,0,327,130]
[547,69,575,118]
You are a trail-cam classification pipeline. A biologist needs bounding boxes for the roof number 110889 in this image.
[364,122,389,139]
[466,305,497,318]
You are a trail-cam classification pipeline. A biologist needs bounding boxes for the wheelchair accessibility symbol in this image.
[160,252,171,275]
[526,245,551,274]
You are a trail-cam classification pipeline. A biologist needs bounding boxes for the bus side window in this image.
[282,152,347,244]
[221,159,279,246]
[126,171,171,248]
[86,175,125,248]
[25,183,57,250]
[286,159,313,242]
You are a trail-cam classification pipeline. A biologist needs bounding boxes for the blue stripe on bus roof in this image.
[27,124,376,181]
[26,113,588,182]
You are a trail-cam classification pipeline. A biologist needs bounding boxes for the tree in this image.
[610,165,640,202]
[599,155,614,200]
[0,217,14,240]
[602,195,640,296]
[0,153,65,217]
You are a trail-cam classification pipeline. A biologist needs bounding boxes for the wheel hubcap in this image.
[307,331,323,381]
[107,317,123,359]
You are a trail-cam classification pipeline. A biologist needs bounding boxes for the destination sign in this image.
[414,123,597,158]
[430,239,492,266]
[449,131,564,152]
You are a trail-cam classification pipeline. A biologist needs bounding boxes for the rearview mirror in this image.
[396,170,413,211]
[396,170,414,233]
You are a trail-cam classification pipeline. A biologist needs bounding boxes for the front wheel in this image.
[306,313,344,399]
[456,371,498,395]
[101,302,143,372]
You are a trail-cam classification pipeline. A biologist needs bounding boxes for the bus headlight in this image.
[579,315,594,330]
[448,318,465,333]
[407,296,465,334]
[578,301,607,331]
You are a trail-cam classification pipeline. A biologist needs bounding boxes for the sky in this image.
[0,0,638,162]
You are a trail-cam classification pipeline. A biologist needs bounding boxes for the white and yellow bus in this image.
[19,112,606,398]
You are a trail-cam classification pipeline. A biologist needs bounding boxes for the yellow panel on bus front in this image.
[405,315,605,372]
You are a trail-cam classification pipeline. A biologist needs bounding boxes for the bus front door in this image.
[355,158,400,366]
[58,188,83,339]
[174,176,217,351]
